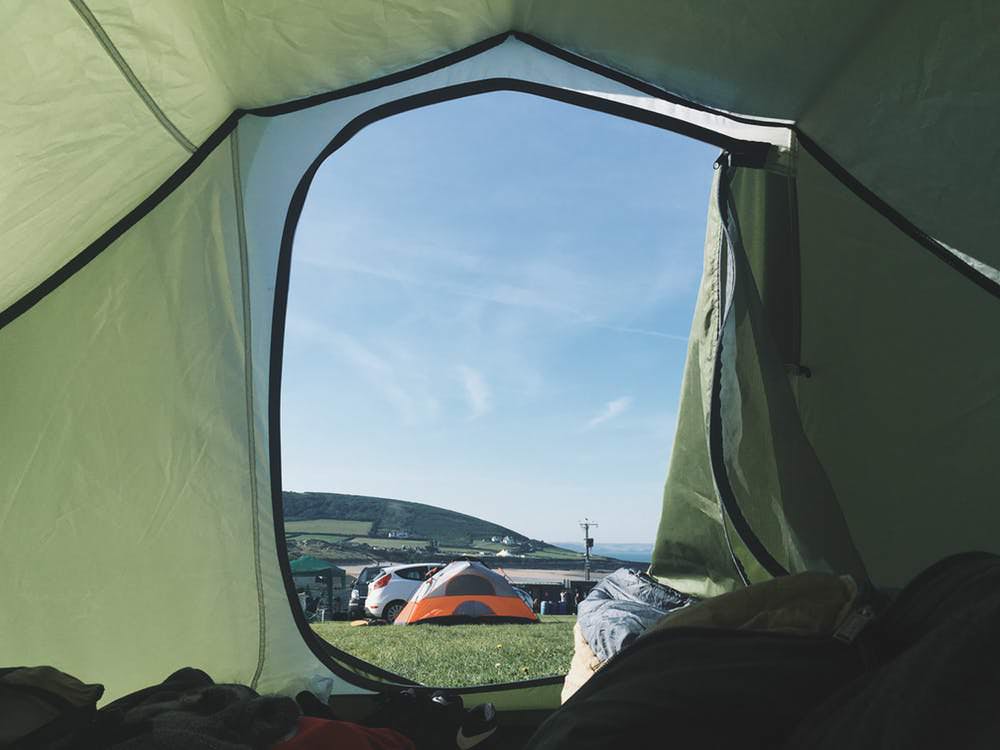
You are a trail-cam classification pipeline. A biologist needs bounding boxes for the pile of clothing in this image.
[563,568,696,701]
[577,568,697,662]
[535,552,1000,749]
[1,666,497,750]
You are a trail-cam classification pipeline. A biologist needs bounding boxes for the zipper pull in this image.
[834,605,875,643]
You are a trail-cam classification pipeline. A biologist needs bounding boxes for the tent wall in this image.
[792,147,1000,587]
[797,0,1000,278]
[0,141,336,698]
[5,3,998,327]
[0,3,192,309]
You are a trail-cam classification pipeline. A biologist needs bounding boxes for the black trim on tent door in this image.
[511,32,792,132]
[0,110,242,331]
[265,78,775,695]
[247,32,509,117]
[0,31,788,333]
[5,30,992,334]
[707,157,790,580]
[0,35,517,332]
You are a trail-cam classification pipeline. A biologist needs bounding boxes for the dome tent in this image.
[395,561,538,625]
[1,0,998,718]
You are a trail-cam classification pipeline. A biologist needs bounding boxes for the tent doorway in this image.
[279,90,716,688]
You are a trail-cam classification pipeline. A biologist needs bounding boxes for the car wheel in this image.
[383,601,406,623]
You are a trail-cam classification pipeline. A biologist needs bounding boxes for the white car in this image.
[364,562,442,622]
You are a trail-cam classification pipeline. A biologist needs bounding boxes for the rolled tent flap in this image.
[650,155,870,597]
[651,168,745,598]
[654,142,1000,594]
[716,162,869,586]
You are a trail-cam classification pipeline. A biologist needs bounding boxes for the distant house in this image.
[386,530,411,539]
[490,536,500,543]
[501,535,514,545]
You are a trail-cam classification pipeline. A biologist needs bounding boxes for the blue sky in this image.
[281,92,716,544]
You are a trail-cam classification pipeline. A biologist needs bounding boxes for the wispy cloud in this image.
[286,314,435,424]
[329,332,422,422]
[586,396,633,429]
[458,365,492,419]
[298,251,689,343]
[587,322,689,342]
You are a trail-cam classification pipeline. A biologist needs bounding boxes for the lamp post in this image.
[579,518,598,582]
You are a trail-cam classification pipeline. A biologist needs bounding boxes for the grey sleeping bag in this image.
[577,568,696,661]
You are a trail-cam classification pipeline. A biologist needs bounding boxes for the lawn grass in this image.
[312,615,576,687]
[285,519,372,535]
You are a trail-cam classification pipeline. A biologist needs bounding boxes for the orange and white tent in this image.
[395,561,537,625]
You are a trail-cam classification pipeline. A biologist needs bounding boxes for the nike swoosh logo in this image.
[456,725,498,750]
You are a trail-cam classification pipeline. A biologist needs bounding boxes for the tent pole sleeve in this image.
[68,0,196,153]
[230,130,268,688]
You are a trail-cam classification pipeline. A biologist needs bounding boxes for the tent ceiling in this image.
[2,1,997,321]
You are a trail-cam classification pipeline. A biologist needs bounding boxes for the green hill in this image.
[282,491,528,548]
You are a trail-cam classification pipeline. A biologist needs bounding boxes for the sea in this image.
[555,542,654,564]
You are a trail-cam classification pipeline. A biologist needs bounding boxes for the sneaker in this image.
[456,703,497,749]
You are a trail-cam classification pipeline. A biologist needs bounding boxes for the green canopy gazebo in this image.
[290,555,347,584]
[290,556,347,620]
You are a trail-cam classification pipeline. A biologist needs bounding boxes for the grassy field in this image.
[285,518,372,536]
[438,546,489,556]
[284,492,525,547]
[290,533,350,544]
[528,547,587,560]
[312,615,576,687]
[350,536,431,550]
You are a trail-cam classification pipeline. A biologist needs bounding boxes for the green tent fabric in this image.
[2,1,999,714]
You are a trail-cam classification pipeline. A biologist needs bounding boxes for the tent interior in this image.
[2,0,999,740]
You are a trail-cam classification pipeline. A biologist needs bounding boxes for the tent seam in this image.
[69,0,197,153]
[230,129,267,689]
